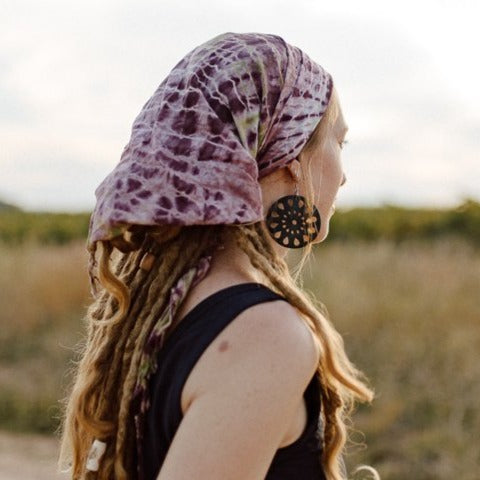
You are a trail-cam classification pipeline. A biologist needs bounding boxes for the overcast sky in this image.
[1,0,479,212]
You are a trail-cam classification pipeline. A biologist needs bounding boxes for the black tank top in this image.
[141,282,326,479]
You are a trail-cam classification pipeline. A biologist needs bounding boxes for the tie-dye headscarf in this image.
[87,31,333,251]
[84,32,334,477]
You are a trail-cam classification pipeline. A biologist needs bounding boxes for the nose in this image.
[340,172,347,186]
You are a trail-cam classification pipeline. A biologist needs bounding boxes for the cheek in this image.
[309,141,343,244]
[328,143,344,185]
[313,141,342,204]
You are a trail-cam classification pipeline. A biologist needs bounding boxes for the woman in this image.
[58,32,377,480]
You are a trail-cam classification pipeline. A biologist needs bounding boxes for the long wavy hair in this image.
[57,88,378,480]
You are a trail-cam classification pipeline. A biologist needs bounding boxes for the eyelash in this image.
[339,139,349,149]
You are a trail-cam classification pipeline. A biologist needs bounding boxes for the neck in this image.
[206,223,290,284]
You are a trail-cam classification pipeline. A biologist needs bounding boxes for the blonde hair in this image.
[57,86,378,480]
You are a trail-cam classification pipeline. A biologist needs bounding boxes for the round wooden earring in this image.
[265,194,321,248]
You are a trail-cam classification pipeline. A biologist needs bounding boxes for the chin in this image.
[312,223,330,244]
[310,207,335,244]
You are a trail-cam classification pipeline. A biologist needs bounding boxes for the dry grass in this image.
[0,238,479,479]
[0,240,90,432]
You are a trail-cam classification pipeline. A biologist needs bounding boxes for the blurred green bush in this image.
[328,199,480,245]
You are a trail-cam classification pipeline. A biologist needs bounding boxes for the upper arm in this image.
[156,300,320,480]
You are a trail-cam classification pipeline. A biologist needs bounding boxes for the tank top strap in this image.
[147,282,288,446]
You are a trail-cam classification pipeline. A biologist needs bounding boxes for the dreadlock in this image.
[58,224,224,479]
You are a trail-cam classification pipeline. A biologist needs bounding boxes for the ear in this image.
[286,158,301,181]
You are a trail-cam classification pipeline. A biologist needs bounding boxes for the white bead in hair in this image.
[86,438,107,472]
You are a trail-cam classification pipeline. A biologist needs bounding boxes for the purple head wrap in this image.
[87,31,333,251]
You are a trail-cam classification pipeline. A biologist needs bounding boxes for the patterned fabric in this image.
[132,251,214,479]
[86,31,333,253]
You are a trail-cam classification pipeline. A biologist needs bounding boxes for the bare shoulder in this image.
[237,298,321,374]
[158,297,321,480]
[189,296,321,406]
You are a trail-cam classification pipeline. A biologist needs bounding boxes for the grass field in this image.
[298,239,480,479]
[0,236,478,479]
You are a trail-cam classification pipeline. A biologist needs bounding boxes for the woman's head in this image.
[85,32,334,268]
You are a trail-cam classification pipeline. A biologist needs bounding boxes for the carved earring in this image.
[265,172,321,248]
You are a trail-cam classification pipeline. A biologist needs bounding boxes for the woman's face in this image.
[308,90,348,243]
[261,88,348,250]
